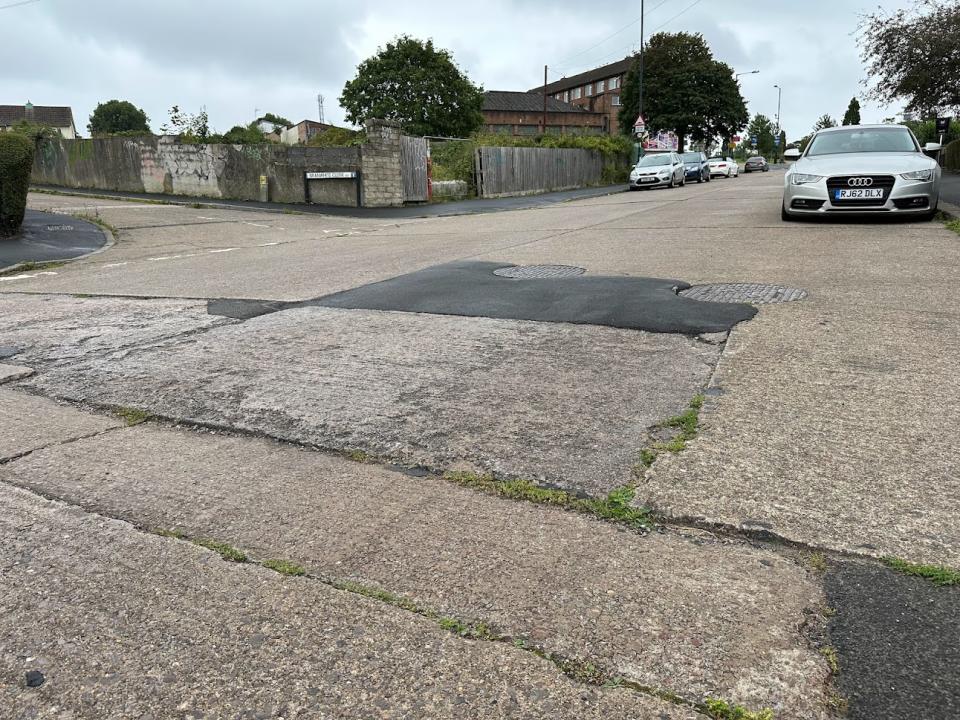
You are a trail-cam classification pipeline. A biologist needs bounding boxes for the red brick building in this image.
[529,56,636,136]
[481,91,605,136]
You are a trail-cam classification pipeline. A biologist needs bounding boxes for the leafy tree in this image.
[10,120,59,146]
[618,32,748,151]
[219,122,268,145]
[737,114,776,157]
[813,114,838,132]
[306,126,365,147]
[842,98,861,125]
[0,133,34,237]
[340,36,484,137]
[902,117,960,144]
[159,105,210,141]
[88,100,150,135]
[859,0,960,116]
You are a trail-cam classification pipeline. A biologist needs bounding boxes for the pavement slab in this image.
[23,305,720,496]
[640,297,960,568]
[0,363,34,384]
[0,293,235,367]
[825,561,960,720]
[0,388,120,461]
[0,424,831,718]
[0,483,701,720]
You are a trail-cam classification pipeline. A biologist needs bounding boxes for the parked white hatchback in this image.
[708,156,739,178]
[782,124,941,221]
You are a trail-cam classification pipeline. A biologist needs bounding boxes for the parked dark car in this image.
[744,156,770,172]
[680,151,711,183]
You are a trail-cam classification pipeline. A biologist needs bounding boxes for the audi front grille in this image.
[826,175,896,207]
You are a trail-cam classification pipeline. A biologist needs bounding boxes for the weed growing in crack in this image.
[113,406,151,426]
[438,617,494,640]
[155,528,187,539]
[882,557,960,586]
[820,646,840,673]
[193,538,247,563]
[702,698,774,720]
[75,213,119,236]
[333,579,424,615]
[444,471,652,530]
[805,552,828,573]
[0,260,65,277]
[634,393,706,473]
[262,559,307,576]
[944,218,959,235]
[344,449,371,463]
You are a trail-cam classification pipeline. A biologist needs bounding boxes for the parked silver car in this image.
[782,125,942,220]
[629,152,686,190]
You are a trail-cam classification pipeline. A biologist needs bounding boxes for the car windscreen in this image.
[806,128,918,156]
[637,155,671,167]
[709,156,726,161]
[680,153,701,162]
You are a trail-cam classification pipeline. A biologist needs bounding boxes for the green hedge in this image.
[0,133,35,237]
[945,139,960,171]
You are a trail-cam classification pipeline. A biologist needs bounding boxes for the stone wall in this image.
[32,136,362,206]
[360,120,404,207]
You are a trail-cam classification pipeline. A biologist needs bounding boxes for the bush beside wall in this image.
[0,133,35,236]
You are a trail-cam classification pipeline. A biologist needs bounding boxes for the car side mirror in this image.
[783,148,801,160]
[924,142,942,152]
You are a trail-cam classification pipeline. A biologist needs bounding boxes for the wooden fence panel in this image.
[400,135,429,202]
[475,146,605,198]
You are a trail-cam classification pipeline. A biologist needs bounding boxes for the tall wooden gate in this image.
[400,135,429,202]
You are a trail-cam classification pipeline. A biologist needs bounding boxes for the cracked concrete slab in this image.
[0,388,120,461]
[0,483,702,720]
[24,306,720,496]
[0,364,33,384]
[640,300,960,568]
[0,293,235,367]
[1,424,831,718]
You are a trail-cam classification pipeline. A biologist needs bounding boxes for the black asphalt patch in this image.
[0,210,108,269]
[309,261,757,334]
[825,561,960,720]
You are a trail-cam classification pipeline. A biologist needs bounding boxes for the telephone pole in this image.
[542,65,548,134]
[638,0,644,118]
[317,94,325,124]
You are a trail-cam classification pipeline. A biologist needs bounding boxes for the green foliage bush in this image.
[0,132,35,237]
[944,138,960,171]
[306,126,366,148]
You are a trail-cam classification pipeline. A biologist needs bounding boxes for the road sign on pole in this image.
[633,114,646,136]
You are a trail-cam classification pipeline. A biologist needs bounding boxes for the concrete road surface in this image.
[2,175,959,720]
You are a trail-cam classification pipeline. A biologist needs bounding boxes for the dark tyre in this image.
[781,204,794,221]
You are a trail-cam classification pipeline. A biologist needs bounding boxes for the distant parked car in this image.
[629,152,686,190]
[708,156,739,178]
[680,151,711,183]
[744,156,769,172]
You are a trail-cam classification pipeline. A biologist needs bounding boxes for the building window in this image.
[563,91,569,102]
[609,76,620,90]
[611,95,621,106]
[585,83,593,96]
[517,125,538,135]
[597,79,605,93]
[572,87,581,100]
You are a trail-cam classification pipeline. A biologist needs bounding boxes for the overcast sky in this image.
[2,0,916,139]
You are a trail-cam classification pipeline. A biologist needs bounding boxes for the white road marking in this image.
[257,242,280,247]
[103,262,129,268]
[208,248,238,253]
[0,271,58,282]
[241,221,271,228]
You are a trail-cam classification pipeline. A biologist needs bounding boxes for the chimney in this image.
[24,101,34,120]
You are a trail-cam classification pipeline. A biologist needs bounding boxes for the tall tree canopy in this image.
[88,99,150,135]
[737,114,776,158]
[859,0,960,115]
[618,32,748,151]
[842,98,862,125]
[813,114,838,132]
[340,36,484,137]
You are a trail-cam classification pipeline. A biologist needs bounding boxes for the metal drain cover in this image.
[493,264,586,279]
[679,283,808,304]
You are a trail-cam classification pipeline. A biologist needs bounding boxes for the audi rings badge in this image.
[848,177,874,187]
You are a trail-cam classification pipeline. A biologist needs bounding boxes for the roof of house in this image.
[0,104,75,128]
[482,91,594,114]
[292,119,336,130]
[529,56,636,95]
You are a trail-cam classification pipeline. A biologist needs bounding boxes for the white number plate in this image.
[835,188,884,200]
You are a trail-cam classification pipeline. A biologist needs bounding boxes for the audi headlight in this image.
[901,169,933,181]
[790,173,823,185]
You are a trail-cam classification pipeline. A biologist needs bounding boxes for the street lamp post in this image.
[774,83,783,163]
[735,70,759,80]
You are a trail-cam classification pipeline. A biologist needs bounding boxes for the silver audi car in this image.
[781,125,942,221]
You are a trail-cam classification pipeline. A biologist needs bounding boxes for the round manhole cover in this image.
[493,264,586,279]
[679,283,808,304]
